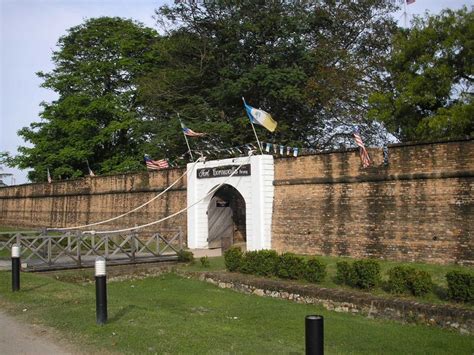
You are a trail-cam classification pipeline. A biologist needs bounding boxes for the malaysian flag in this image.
[353,127,371,168]
[144,155,169,170]
[180,121,205,137]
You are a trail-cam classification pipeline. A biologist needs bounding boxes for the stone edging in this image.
[179,270,473,335]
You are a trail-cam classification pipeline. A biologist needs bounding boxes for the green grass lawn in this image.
[0,270,472,354]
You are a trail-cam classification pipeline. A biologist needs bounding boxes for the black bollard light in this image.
[305,315,324,355]
[11,244,20,292]
[95,257,107,325]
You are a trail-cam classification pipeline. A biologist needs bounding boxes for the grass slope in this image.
[0,271,472,354]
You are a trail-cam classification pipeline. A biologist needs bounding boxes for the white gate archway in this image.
[187,155,274,250]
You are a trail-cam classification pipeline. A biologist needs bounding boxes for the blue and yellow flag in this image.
[243,100,277,132]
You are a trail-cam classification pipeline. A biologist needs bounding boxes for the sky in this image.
[0,0,472,185]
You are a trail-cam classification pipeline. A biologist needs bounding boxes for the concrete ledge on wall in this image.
[274,170,474,186]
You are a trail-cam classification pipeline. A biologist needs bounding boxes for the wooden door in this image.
[207,196,233,249]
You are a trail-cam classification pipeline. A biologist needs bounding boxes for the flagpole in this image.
[86,159,91,175]
[178,113,194,161]
[242,97,264,155]
[403,0,407,28]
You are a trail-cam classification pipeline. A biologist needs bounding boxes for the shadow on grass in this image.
[21,283,48,293]
[109,304,138,323]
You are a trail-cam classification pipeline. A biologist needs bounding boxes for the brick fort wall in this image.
[0,168,187,234]
[0,139,472,264]
[272,139,473,265]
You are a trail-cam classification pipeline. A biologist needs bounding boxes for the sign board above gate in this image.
[197,164,251,179]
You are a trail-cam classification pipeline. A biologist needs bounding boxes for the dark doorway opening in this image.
[207,184,246,251]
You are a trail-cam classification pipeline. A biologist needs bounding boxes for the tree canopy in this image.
[140,0,398,152]
[368,7,473,141]
[11,17,160,182]
[8,2,473,182]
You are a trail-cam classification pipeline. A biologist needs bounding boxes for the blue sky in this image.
[0,0,472,184]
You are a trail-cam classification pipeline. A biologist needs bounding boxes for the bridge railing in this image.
[0,228,183,268]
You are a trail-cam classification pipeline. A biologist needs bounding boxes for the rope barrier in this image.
[48,158,202,231]
[83,155,252,235]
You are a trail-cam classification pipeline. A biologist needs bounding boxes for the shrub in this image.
[177,249,194,263]
[446,271,474,303]
[387,266,413,294]
[305,258,327,283]
[335,261,353,285]
[254,250,279,277]
[387,266,432,297]
[276,253,306,280]
[239,251,259,274]
[351,260,381,290]
[408,270,432,297]
[224,247,243,272]
[200,256,210,268]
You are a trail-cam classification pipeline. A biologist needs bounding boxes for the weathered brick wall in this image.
[0,139,472,264]
[272,139,473,265]
[0,168,188,233]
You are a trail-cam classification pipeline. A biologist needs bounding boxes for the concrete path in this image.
[0,259,10,270]
[0,311,79,355]
[189,248,222,258]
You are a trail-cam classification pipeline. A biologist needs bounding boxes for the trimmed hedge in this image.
[446,271,474,303]
[387,266,432,297]
[223,249,326,283]
[335,261,353,285]
[255,250,280,276]
[352,260,381,289]
[409,270,432,296]
[305,258,327,283]
[224,247,243,272]
[336,259,381,290]
[276,253,306,280]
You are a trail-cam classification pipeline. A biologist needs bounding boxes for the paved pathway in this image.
[0,259,10,270]
[0,311,78,354]
[189,248,222,258]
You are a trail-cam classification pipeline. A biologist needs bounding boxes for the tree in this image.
[368,7,474,141]
[11,17,160,182]
[139,0,399,154]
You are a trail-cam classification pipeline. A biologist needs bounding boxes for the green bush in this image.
[177,249,194,263]
[240,251,259,274]
[408,270,432,297]
[254,250,279,277]
[387,266,412,294]
[335,261,353,285]
[446,271,474,303]
[224,247,243,272]
[351,260,381,290]
[276,253,306,280]
[387,266,432,297]
[200,256,210,268]
[305,258,327,283]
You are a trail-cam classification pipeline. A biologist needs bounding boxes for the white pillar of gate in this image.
[187,155,274,251]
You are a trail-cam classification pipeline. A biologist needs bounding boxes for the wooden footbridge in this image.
[0,229,184,271]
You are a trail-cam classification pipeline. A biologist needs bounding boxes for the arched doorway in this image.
[187,155,274,251]
[207,184,246,251]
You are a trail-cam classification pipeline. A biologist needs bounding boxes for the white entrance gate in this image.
[187,155,274,250]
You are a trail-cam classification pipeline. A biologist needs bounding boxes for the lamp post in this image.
[11,244,20,292]
[95,257,107,325]
[305,315,324,355]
